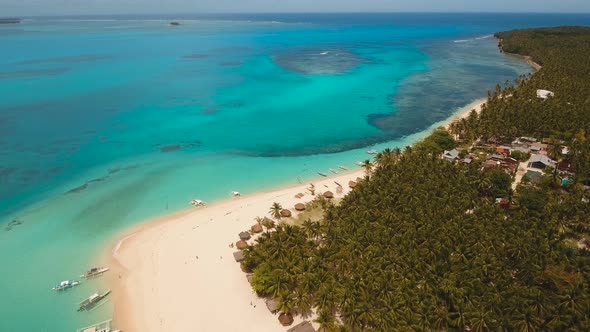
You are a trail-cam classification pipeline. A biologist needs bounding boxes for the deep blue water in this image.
[0,13,589,331]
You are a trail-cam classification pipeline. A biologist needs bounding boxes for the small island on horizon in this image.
[0,18,21,24]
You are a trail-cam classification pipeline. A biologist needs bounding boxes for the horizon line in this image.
[7,11,590,18]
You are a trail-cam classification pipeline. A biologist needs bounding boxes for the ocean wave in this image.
[453,34,494,43]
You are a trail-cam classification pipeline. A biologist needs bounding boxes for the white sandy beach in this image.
[444,97,487,130]
[105,98,488,332]
[107,169,364,332]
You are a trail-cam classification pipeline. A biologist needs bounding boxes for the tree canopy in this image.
[243,27,590,331]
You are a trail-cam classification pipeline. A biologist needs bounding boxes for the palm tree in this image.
[308,183,316,196]
[269,202,282,220]
[315,309,338,332]
[260,217,275,231]
[362,159,373,175]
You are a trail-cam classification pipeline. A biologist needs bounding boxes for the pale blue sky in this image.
[2,0,590,16]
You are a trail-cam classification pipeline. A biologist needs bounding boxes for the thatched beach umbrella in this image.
[287,321,315,332]
[280,209,292,218]
[265,299,280,313]
[233,251,244,262]
[236,240,248,250]
[239,231,251,241]
[279,312,294,326]
[294,203,306,211]
[251,223,263,233]
[348,180,357,188]
[323,191,334,199]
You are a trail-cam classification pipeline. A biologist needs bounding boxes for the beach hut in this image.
[323,191,334,199]
[239,231,251,241]
[265,299,280,313]
[251,223,263,233]
[348,180,357,188]
[287,321,316,332]
[279,313,294,326]
[233,251,245,262]
[236,240,248,250]
[294,203,306,211]
[356,177,363,183]
[280,209,292,218]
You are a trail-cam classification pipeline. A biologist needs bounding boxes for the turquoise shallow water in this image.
[1,13,589,331]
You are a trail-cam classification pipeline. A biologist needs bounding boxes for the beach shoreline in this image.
[103,96,489,332]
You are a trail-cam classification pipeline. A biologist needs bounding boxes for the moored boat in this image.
[52,280,80,291]
[77,290,111,311]
[367,149,378,154]
[329,168,339,174]
[76,319,121,332]
[80,267,109,279]
[317,172,327,177]
[338,165,348,170]
[355,161,365,166]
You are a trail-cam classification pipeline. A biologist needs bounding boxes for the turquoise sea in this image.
[1,13,590,331]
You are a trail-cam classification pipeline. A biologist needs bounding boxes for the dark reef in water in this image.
[274,47,365,75]
[65,165,140,194]
[220,61,243,67]
[157,141,201,153]
[200,107,218,115]
[183,54,209,59]
[4,219,23,231]
[17,54,111,65]
[0,68,68,79]
[66,183,88,194]
[160,144,181,153]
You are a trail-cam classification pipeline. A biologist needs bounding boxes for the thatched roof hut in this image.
[356,177,363,182]
[233,251,244,262]
[323,191,334,199]
[279,312,294,326]
[280,209,292,218]
[294,203,306,211]
[239,231,251,241]
[265,298,280,313]
[251,223,263,233]
[236,240,248,250]
[287,321,316,332]
[348,180,357,188]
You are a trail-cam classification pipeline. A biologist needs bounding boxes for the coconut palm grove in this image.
[242,27,590,331]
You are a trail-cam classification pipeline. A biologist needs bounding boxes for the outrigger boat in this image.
[355,161,365,166]
[76,319,121,332]
[81,267,109,279]
[317,172,328,177]
[52,280,80,291]
[191,199,206,206]
[329,168,339,174]
[338,165,348,170]
[78,290,111,311]
[367,149,378,155]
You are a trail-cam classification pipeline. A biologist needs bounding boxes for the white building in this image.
[536,89,555,100]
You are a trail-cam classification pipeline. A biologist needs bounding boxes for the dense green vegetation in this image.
[243,27,590,331]
[451,26,590,182]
